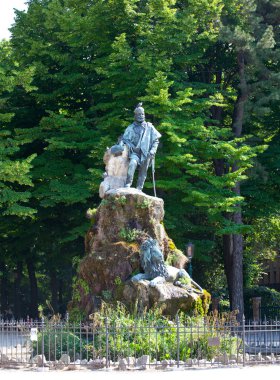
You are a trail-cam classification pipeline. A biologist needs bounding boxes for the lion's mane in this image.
[140,238,169,280]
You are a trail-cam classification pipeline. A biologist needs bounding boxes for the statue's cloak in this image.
[122,122,161,163]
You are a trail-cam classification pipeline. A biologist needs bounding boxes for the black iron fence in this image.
[1,318,280,370]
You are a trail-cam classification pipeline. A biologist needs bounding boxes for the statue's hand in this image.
[148,152,155,160]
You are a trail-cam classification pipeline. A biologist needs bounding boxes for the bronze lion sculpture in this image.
[131,238,203,294]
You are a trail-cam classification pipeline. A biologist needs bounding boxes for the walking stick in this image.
[151,157,157,197]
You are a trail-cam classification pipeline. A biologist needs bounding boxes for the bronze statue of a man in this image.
[122,104,161,191]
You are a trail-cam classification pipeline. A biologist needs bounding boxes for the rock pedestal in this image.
[71,167,212,316]
[72,188,192,315]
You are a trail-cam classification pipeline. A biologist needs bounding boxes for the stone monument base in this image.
[70,188,209,317]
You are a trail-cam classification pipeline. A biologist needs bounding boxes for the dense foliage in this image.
[0,0,279,319]
[244,286,280,320]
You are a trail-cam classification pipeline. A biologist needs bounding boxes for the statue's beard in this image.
[145,261,169,280]
[135,117,145,123]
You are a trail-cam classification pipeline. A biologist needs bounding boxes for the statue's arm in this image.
[131,273,150,282]
[149,139,159,156]
[122,126,136,150]
[148,124,161,157]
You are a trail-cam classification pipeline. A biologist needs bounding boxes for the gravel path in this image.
[1,365,280,380]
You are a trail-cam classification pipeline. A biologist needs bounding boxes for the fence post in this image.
[41,316,45,369]
[242,314,245,367]
[105,317,109,368]
[252,297,262,322]
[176,314,180,368]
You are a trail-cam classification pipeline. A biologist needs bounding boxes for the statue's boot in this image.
[125,158,138,187]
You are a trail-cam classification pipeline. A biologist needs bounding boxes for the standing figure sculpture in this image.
[122,103,161,191]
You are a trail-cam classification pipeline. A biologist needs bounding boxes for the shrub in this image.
[34,327,88,361]
[244,286,280,319]
[34,303,241,362]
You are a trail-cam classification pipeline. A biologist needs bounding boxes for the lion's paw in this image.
[150,276,166,287]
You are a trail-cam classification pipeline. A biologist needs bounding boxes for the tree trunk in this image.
[223,199,244,319]
[223,51,248,321]
[26,258,39,319]
[50,269,58,313]
[211,52,247,321]
[231,195,244,316]
[58,279,63,314]
[0,260,9,317]
[14,261,23,319]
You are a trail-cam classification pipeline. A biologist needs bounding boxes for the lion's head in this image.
[140,238,168,280]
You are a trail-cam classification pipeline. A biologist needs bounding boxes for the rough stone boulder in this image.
[99,146,129,198]
[73,188,188,315]
[123,280,202,316]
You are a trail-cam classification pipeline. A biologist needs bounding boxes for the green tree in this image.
[244,216,280,288]
[8,0,227,316]
[0,40,37,317]
[7,0,98,316]
[218,0,280,314]
[0,41,35,217]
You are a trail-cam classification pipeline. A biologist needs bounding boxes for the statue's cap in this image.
[134,102,144,114]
